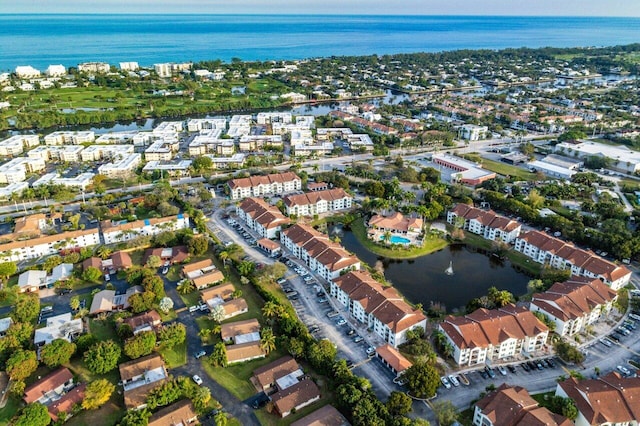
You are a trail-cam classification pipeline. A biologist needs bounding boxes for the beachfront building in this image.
[556,372,640,426]
[119,62,139,71]
[330,270,427,347]
[0,228,100,262]
[77,62,110,73]
[431,153,496,186]
[473,384,571,426]
[236,197,291,239]
[282,188,353,216]
[15,65,41,78]
[530,277,618,337]
[438,305,549,366]
[227,171,301,200]
[44,131,95,145]
[101,214,190,245]
[555,140,640,174]
[280,224,361,281]
[447,204,522,243]
[514,230,632,290]
[0,135,40,157]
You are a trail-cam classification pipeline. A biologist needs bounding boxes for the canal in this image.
[339,229,532,313]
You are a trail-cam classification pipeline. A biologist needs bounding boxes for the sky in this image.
[1,0,640,16]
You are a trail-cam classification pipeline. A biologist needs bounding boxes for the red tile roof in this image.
[24,368,73,404]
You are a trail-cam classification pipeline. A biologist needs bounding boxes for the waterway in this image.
[339,229,531,313]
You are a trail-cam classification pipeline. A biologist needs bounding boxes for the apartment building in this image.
[144,140,178,161]
[80,144,133,162]
[45,65,66,77]
[95,131,139,144]
[77,62,110,73]
[281,224,361,281]
[205,153,246,169]
[0,157,45,184]
[330,270,427,347]
[0,228,101,262]
[291,142,334,157]
[514,230,631,290]
[439,305,549,366]
[316,127,353,141]
[238,135,283,152]
[97,153,142,177]
[119,62,139,71]
[458,124,488,141]
[236,197,291,239]
[186,118,227,132]
[347,134,375,151]
[28,145,85,162]
[15,65,41,78]
[142,160,193,176]
[530,276,618,337]
[282,188,353,216]
[0,135,40,157]
[256,112,292,124]
[101,214,190,245]
[187,129,225,155]
[447,204,522,243]
[33,173,95,190]
[44,131,95,145]
[0,182,29,200]
[227,171,301,200]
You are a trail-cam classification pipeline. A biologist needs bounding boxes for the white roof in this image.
[275,369,304,390]
[18,270,47,289]
[528,160,576,178]
[234,331,261,345]
[50,263,73,283]
[0,317,13,334]
[557,140,640,165]
[34,312,83,345]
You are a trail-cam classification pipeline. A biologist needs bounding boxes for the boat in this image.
[445,261,453,275]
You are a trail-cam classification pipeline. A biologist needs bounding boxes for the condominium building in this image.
[101,214,190,245]
[291,142,334,157]
[28,145,85,162]
[44,131,95,145]
[447,204,522,243]
[80,144,134,162]
[77,62,110,73]
[236,197,291,239]
[0,157,46,184]
[0,228,101,262]
[330,270,427,347]
[144,140,178,161]
[0,135,40,157]
[15,66,41,78]
[205,153,246,169]
[256,112,292,124]
[282,188,353,216]
[227,171,301,200]
[119,62,139,71]
[187,129,225,155]
[33,173,95,190]
[347,134,375,151]
[530,277,617,337]
[97,153,142,178]
[514,230,631,290]
[95,131,139,144]
[142,160,193,176]
[186,118,227,132]
[280,223,361,281]
[0,182,29,200]
[238,135,283,152]
[458,124,488,141]
[316,128,353,141]
[45,65,67,77]
[439,305,549,366]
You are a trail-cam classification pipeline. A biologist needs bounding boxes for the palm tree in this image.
[260,327,276,355]
[382,231,392,245]
[219,251,229,267]
[177,280,195,295]
[96,245,112,260]
[262,301,279,320]
[69,297,80,311]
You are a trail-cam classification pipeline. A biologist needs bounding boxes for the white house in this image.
[283,188,353,216]
[447,204,522,243]
[34,313,83,347]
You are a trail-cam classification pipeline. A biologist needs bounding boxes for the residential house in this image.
[148,400,199,426]
[192,270,225,290]
[89,286,142,315]
[447,204,522,243]
[144,246,189,266]
[50,263,73,285]
[111,251,133,271]
[236,198,291,239]
[48,384,86,422]
[220,319,261,344]
[473,383,571,426]
[375,344,412,378]
[225,341,265,364]
[368,212,423,235]
[200,283,248,319]
[17,270,47,293]
[283,188,353,216]
[227,172,301,200]
[290,405,350,426]
[439,305,549,367]
[119,354,169,410]
[101,214,190,245]
[331,270,427,347]
[251,356,301,393]
[514,230,632,289]
[182,259,215,278]
[271,380,321,418]
[34,313,84,347]
[24,367,74,405]
[556,372,640,426]
[124,310,162,335]
[530,277,618,337]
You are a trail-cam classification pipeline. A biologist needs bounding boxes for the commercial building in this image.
[101,214,190,245]
[438,305,549,366]
[227,171,301,200]
[0,134,40,157]
[283,188,353,216]
[330,270,427,347]
[236,197,291,239]
[530,277,618,337]
[431,153,496,185]
[447,204,522,243]
[514,230,632,290]
[555,140,640,174]
[527,160,577,180]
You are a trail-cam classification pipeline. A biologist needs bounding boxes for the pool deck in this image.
[368,229,422,246]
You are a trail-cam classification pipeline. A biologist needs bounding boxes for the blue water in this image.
[1,14,640,71]
[380,235,411,245]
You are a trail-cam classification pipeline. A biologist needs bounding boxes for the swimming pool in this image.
[380,235,411,244]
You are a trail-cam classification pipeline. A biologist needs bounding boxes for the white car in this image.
[497,365,508,376]
[366,346,376,356]
[440,376,452,389]
[192,375,203,385]
[336,318,347,326]
[448,375,460,387]
[617,365,631,376]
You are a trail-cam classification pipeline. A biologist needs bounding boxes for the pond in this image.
[339,229,532,313]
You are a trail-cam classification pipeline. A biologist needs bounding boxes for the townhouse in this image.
[439,305,549,367]
[221,319,261,344]
[556,372,640,426]
[200,283,248,319]
[447,204,522,243]
[0,134,40,157]
[0,228,100,262]
[473,384,571,426]
[280,224,361,281]
[0,157,45,184]
[330,270,427,347]
[44,131,95,145]
[227,171,301,200]
[282,188,353,216]
[100,214,190,245]
[236,197,291,239]
[514,230,631,290]
[530,276,618,337]
[119,354,169,410]
[148,400,198,426]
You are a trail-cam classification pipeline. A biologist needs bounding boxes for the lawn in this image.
[89,318,119,342]
[463,154,538,181]
[158,341,187,368]
[180,290,201,308]
[0,396,21,426]
[351,217,448,259]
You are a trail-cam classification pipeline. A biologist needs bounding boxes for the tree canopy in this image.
[84,340,122,374]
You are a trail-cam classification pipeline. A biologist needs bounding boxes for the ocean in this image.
[1,14,640,71]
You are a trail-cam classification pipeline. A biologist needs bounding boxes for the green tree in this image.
[158,323,186,347]
[82,379,115,410]
[158,297,174,314]
[120,409,151,426]
[209,304,226,323]
[236,260,255,276]
[548,395,578,420]
[527,189,545,209]
[142,275,166,300]
[192,156,213,173]
[3,322,34,349]
[128,291,156,313]
[14,403,51,426]
[188,237,208,256]
[84,340,122,374]
[177,279,195,294]
[75,333,98,353]
[96,245,113,260]
[210,342,227,367]
[124,331,157,359]
[386,391,413,416]
[554,341,584,364]
[6,349,38,381]
[40,339,76,368]
[12,293,40,323]
[0,261,17,282]
[403,360,440,399]
[306,339,337,373]
[432,400,458,426]
[69,296,80,311]
[214,411,228,426]
[146,255,162,268]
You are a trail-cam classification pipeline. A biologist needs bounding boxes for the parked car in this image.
[601,338,613,347]
[161,266,169,275]
[546,358,556,368]
[521,363,531,372]
[346,328,355,336]
[276,278,287,285]
[336,318,347,326]
[617,365,631,376]
[192,375,203,385]
[353,335,364,343]
[317,297,328,303]
[326,311,339,318]
[507,365,517,374]
[448,375,460,387]
[440,376,452,389]
[366,346,376,357]
[194,350,206,359]
[480,369,489,379]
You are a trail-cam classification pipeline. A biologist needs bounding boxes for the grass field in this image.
[464,154,538,181]
[0,396,21,426]
[89,318,119,342]
[158,341,187,368]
